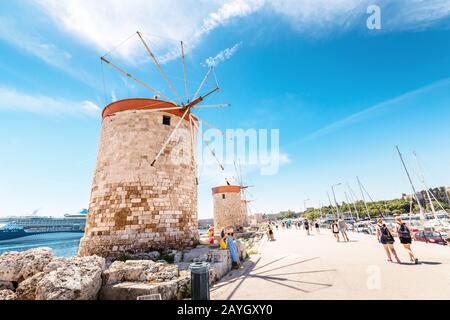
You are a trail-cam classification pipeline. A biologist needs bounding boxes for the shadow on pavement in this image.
[212,255,335,299]
[405,261,441,265]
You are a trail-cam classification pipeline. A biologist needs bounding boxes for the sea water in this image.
[0,229,210,257]
[0,233,83,257]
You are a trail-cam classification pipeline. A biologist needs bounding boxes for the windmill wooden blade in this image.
[181,41,189,103]
[195,116,224,136]
[188,115,198,185]
[194,104,230,109]
[186,86,220,109]
[150,107,192,166]
[203,135,225,171]
[193,67,213,100]
[136,105,183,113]
[233,160,242,187]
[100,56,175,104]
[137,31,183,105]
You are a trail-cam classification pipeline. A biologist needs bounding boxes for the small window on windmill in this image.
[222,194,226,199]
[162,115,171,126]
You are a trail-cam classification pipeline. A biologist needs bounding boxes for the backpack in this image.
[332,223,339,233]
[381,224,394,242]
[398,223,411,239]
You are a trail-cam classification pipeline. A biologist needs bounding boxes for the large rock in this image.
[102,260,179,286]
[182,246,210,263]
[16,272,45,300]
[0,252,21,282]
[100,280,178,300]
[100,259,183,300]
[35,255,105,300]
[103,260,156,286]
[131,251,161,261]
[210,249,229,263]
[43,257,67,273]
[176,271,191,300]
[0,248,53,282]
[209,261,232,285]
[0,289,17,300]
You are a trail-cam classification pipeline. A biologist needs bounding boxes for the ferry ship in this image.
[0,210,87,241]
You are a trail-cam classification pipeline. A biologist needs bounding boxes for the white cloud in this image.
[0,86,100,117]
[1,0,448,84]
[30,0,450,63]
[205,42,243,67]
[268,0,367,33]
[33,0,262,64]
[0,16,98,88]
[267,0,450,34]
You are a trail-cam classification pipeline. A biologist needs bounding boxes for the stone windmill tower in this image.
[212,185,244,235]
[78,31,227,257]
[212,161,252,234]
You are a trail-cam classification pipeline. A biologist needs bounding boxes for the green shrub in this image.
[116,254,132,262]
[159,252,174,263]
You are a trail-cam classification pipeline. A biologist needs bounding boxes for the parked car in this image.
[414,230,448,245]
[354,222,374,234]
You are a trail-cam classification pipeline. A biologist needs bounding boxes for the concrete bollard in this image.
[189,261,210,300]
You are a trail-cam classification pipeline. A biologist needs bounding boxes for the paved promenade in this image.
[211,227,450,299]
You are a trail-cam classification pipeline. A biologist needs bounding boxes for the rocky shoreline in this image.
[0,240,252,300]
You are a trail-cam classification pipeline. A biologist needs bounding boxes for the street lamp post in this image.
[303,198,310,214]
[331,183,342,219]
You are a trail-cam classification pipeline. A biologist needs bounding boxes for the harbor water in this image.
[0,229,210,257]
[0,232,83,257]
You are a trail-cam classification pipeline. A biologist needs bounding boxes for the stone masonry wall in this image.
[240,200,248,227]
[213,191,244,234]
[78,109,199,257]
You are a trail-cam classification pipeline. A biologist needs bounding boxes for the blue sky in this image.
[1,1,450,218]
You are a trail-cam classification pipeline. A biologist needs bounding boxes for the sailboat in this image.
[411,150,450,239]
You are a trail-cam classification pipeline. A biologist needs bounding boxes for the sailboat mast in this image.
[327,191,336,218]
[319,201,323,219]
[357,176,371,220]
[395,146,425,220]
[412,150,442,225]
[344,191,354,220]
[347,183,360,221]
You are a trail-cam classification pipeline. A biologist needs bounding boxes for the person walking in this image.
[226,232,241,269]
[304,219,310,235]
[395,216,418,264]
[315,220,320,234]
[338,218,349,242]
[268,226,275,241]
[376,218,401,263]
[331,220,340,241]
